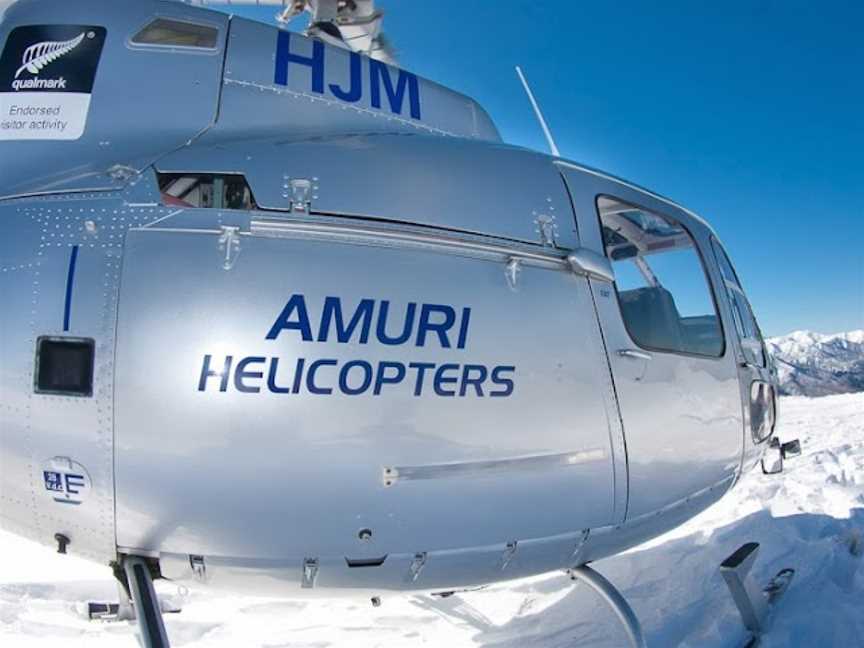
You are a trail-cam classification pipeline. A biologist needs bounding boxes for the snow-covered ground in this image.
[1,394,862,647]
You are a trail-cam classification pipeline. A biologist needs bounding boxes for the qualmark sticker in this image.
[0,25,106,140]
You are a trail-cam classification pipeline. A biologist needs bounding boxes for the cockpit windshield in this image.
[598,196,724,357]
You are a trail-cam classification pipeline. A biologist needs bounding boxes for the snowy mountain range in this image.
[767,330,864,397]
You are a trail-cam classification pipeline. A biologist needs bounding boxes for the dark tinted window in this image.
[132,19,218,49]
[35,337,94,397]
[710,237,766,367]
[158,173,257,210]
[598,196,724,357]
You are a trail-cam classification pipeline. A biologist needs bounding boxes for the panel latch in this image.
[283,176,319,213]
[189,554,206,582]
[218,226,241,270]
[408,552,428,583]
[301,557,319,588]
[499,540,518,570]
[533,212,558,247]
[505,257,521,291]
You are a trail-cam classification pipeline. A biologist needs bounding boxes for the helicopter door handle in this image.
[617,349,653,361]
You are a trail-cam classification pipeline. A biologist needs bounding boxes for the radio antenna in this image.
[515,65,560,158]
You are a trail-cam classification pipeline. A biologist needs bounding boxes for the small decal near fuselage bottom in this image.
[42,456,91,505]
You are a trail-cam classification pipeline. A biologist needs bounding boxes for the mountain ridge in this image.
[767,329,864,397]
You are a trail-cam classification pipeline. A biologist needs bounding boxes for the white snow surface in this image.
[1,394,862,647]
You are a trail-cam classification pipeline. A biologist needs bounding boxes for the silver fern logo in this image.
[14,32,86,79]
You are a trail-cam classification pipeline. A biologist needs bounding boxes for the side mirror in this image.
[781,439,801,459]
[761,438,783,475]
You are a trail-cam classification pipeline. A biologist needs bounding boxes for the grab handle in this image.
[617,349,653,361]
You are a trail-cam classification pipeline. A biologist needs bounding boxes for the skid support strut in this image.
[124,556,171,648]
[569,564,648,648]
[720,543,794,647]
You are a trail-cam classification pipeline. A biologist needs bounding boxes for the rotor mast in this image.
[187,0,395,64]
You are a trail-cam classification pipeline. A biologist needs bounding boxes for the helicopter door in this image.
[709,236,776,473]
[114,222,625,568]
[588,194,743,521]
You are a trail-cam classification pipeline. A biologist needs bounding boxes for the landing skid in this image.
[88,593,181,622]
[568,564,648,648]
[566,542,795,648]
[86,545,791,648]
[122,556,171,648]
[721,543,795,648]
[89,563,181,626]
[98,561,648,648]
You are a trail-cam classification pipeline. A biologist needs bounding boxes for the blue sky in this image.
[221,2,862,337]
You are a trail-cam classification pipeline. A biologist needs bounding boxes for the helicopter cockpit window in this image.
[157,173,257,210]
[710,237,767,368]
[597,196,724,357]
[131,18,219,49]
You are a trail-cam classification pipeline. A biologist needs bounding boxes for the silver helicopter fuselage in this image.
[0,0,778,597]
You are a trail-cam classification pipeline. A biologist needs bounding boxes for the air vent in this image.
[35,337,95,397]
[345,556,388,568]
